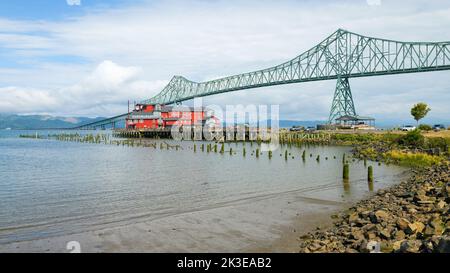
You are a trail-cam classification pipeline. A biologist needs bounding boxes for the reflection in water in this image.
[0,130,407,244]
[368,180,375,192]
[343,179,351,195]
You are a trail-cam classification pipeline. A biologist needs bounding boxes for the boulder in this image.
[429,217,444,233]
[424,225,437,237]
[348,212,359,223]
[407,222,425,234]
[399,240,422,253]
[392,240,404,252]
[379,228,392,240]
[395,230,406,240]
[436,200,447,210]
[397,218,411,231]
[370,210,390,223]
[350,229,365,241]
[435,237,450,253]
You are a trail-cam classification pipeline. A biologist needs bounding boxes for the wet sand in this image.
[1,188,348,253]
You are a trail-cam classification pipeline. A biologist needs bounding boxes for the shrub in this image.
[418,124,432,131]
[425,137,449,152]
[397,129,425,147]
[380,133,402,143]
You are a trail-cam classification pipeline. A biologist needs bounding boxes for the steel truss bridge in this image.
[75,29,450,129]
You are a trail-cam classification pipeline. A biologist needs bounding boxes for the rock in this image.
[345,248,360,253]
[397,218,411,230]
[348,212,359,223]
[308,242,321,252]
[362,224,377,233]
[424,225,437,237]
[399,240,422,253]
[442,183,450,197]
[416,222,426,233]
[435,237,450,253]
[408,208,418,214]
[393,240,404,252]
[350,229,365,241]
[380,242,394,253]
[405,222,425,235]
[395,230,406,240]
[370,210,389,223]
[436,200,447,210]
[379,228,392,240]
[429,217,444,230]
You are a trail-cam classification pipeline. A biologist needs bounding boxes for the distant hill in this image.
[0,114,107,129]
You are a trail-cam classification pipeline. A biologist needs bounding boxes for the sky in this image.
[0,0,449,124]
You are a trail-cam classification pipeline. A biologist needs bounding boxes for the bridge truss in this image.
[76,29,450,129]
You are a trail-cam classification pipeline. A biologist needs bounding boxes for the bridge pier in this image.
[328,77,357,124]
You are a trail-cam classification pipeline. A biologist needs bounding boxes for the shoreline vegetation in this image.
[18,128,450,253]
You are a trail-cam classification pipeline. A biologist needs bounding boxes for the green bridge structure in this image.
[75,29,450,129]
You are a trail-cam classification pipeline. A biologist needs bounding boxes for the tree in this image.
[410,103,431,125]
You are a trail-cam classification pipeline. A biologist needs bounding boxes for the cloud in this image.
[0,0,449,121]
[0,61,167,116]
[66,0,81,6]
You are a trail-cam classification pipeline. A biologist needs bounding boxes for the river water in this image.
[0,130,407,249]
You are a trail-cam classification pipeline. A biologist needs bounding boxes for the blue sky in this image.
[0,0,135,20]
[0,0,449,124]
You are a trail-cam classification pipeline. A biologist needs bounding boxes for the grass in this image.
[384,150,445,168]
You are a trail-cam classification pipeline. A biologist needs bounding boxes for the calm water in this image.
[0,130,407,245]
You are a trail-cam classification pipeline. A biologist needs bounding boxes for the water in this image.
[0,130,407,245]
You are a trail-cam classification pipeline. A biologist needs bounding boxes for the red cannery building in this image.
[126,104,218,130]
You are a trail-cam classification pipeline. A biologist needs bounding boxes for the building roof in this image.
[336,115,375,121]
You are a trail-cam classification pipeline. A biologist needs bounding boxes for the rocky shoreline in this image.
[298,164,450,253]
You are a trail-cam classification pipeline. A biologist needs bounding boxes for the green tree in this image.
[410,103,431,125]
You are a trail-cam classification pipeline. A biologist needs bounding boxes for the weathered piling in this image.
[343,164,350,180]
[368,165,374,183]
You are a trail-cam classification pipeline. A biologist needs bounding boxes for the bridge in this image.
[75,29,450,129]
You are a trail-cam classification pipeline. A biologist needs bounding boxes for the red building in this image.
[126,104,218,130]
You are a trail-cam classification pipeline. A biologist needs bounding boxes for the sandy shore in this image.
[1,187,349,253]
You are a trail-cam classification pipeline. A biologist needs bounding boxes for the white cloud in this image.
[66,0,81,6]
[0,61,167,116]
[0,0,449,121]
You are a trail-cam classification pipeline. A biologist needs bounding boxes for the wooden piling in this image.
[368,166,374,183]
[343,164,350,180]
